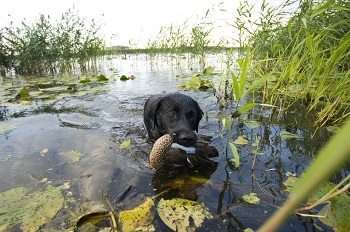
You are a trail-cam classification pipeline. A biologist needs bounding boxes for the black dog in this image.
[143,93,203,147]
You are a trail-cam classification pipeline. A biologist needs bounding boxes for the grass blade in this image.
[229,142,240,168]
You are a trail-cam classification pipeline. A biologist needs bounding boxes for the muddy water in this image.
[0,54,347,231]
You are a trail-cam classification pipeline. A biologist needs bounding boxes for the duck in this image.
[149,134,218,170]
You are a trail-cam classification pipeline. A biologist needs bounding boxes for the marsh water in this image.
[0,54,348,231]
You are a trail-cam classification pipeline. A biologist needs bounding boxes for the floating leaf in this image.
[307,181,350,231]
[160,176,209,199]
[119,197,155,232]
[245,120,260,129]
[283,175,298,192]
[128,75,136,80]
[120,75,129,81]
[76,203,111,230]
[179,75,212,91]
[188,75,202,89]
[0,123,16,134]
[0,185,64,232]
[76,212,111,231]
[157,198,213,232]
[234,135,249,145]
[16,87,31,101]
[163,176,208,190]
[120,139,131,149]
[61,150,84,164]
[318,200,350,232]
[242,193,260,204]
[97,74,109,82]
[40,148,49,156]
[203,66,215,75]
[79,78,91,85]
[244,229,255,232]
[280,130,303,139]
[286,176,350,231]
[229,142,240,168]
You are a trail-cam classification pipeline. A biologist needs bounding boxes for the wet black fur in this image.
[143,93,203,147]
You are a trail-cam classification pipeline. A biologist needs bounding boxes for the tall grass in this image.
[0,7,106,75]
[236,0,350,126]
[145,7,224,70]
[228,0,350,230]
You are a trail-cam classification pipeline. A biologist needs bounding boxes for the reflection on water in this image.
[0,54,348,231]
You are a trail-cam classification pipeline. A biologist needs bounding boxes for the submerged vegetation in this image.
[0,7,106,75]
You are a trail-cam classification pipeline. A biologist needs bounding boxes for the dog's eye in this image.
[168,111,176,117]
[187,110,196,118]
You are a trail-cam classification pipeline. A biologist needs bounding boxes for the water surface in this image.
[0,54,347,231]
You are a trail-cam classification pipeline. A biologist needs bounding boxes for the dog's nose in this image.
[179,133,196,146]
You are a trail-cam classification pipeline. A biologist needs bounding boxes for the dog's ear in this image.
[194,101,203,132]
[151,97,164,129]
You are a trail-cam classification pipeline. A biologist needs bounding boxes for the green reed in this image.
[0,7,106,75]
[145,7,222,70]
[239,0,350,126]
[228,1,350,230]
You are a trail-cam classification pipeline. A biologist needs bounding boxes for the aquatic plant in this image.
[234,0,350,126]
[0,7,106,75]
[223,0,350,230]
[259,118,350,231]
[145,6,225,70]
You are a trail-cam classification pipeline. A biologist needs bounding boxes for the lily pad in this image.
[40,148,49,156]
[120,139,131,149]
[97,74,109,82]
[120,75,129,81]
[156,175,210,200]
[318,200,350,231]
[280,130,303,139]
[234,135,249,145]
[60,150,84,164]
[283,176,350,231]
[0,122,16,134]
[157,198,213,232]
[128,75,136,80]
[308,181,350,231]
[203,66,215,75]
[242,193,260,204]
[79,78,91,85]
[119,197,155,232]
[245,120,260,129]
[0,185,64,231]
[16,87,31,101]
[179,75,213,91]
[283,175,298,192]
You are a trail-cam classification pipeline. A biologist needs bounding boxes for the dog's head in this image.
[151,93,203,146]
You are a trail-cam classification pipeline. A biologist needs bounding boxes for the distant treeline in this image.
[106,46,237,55]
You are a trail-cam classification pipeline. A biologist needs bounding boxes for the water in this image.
[0,54,348,231]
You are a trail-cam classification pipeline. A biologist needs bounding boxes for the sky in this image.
[0,0,295,48]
